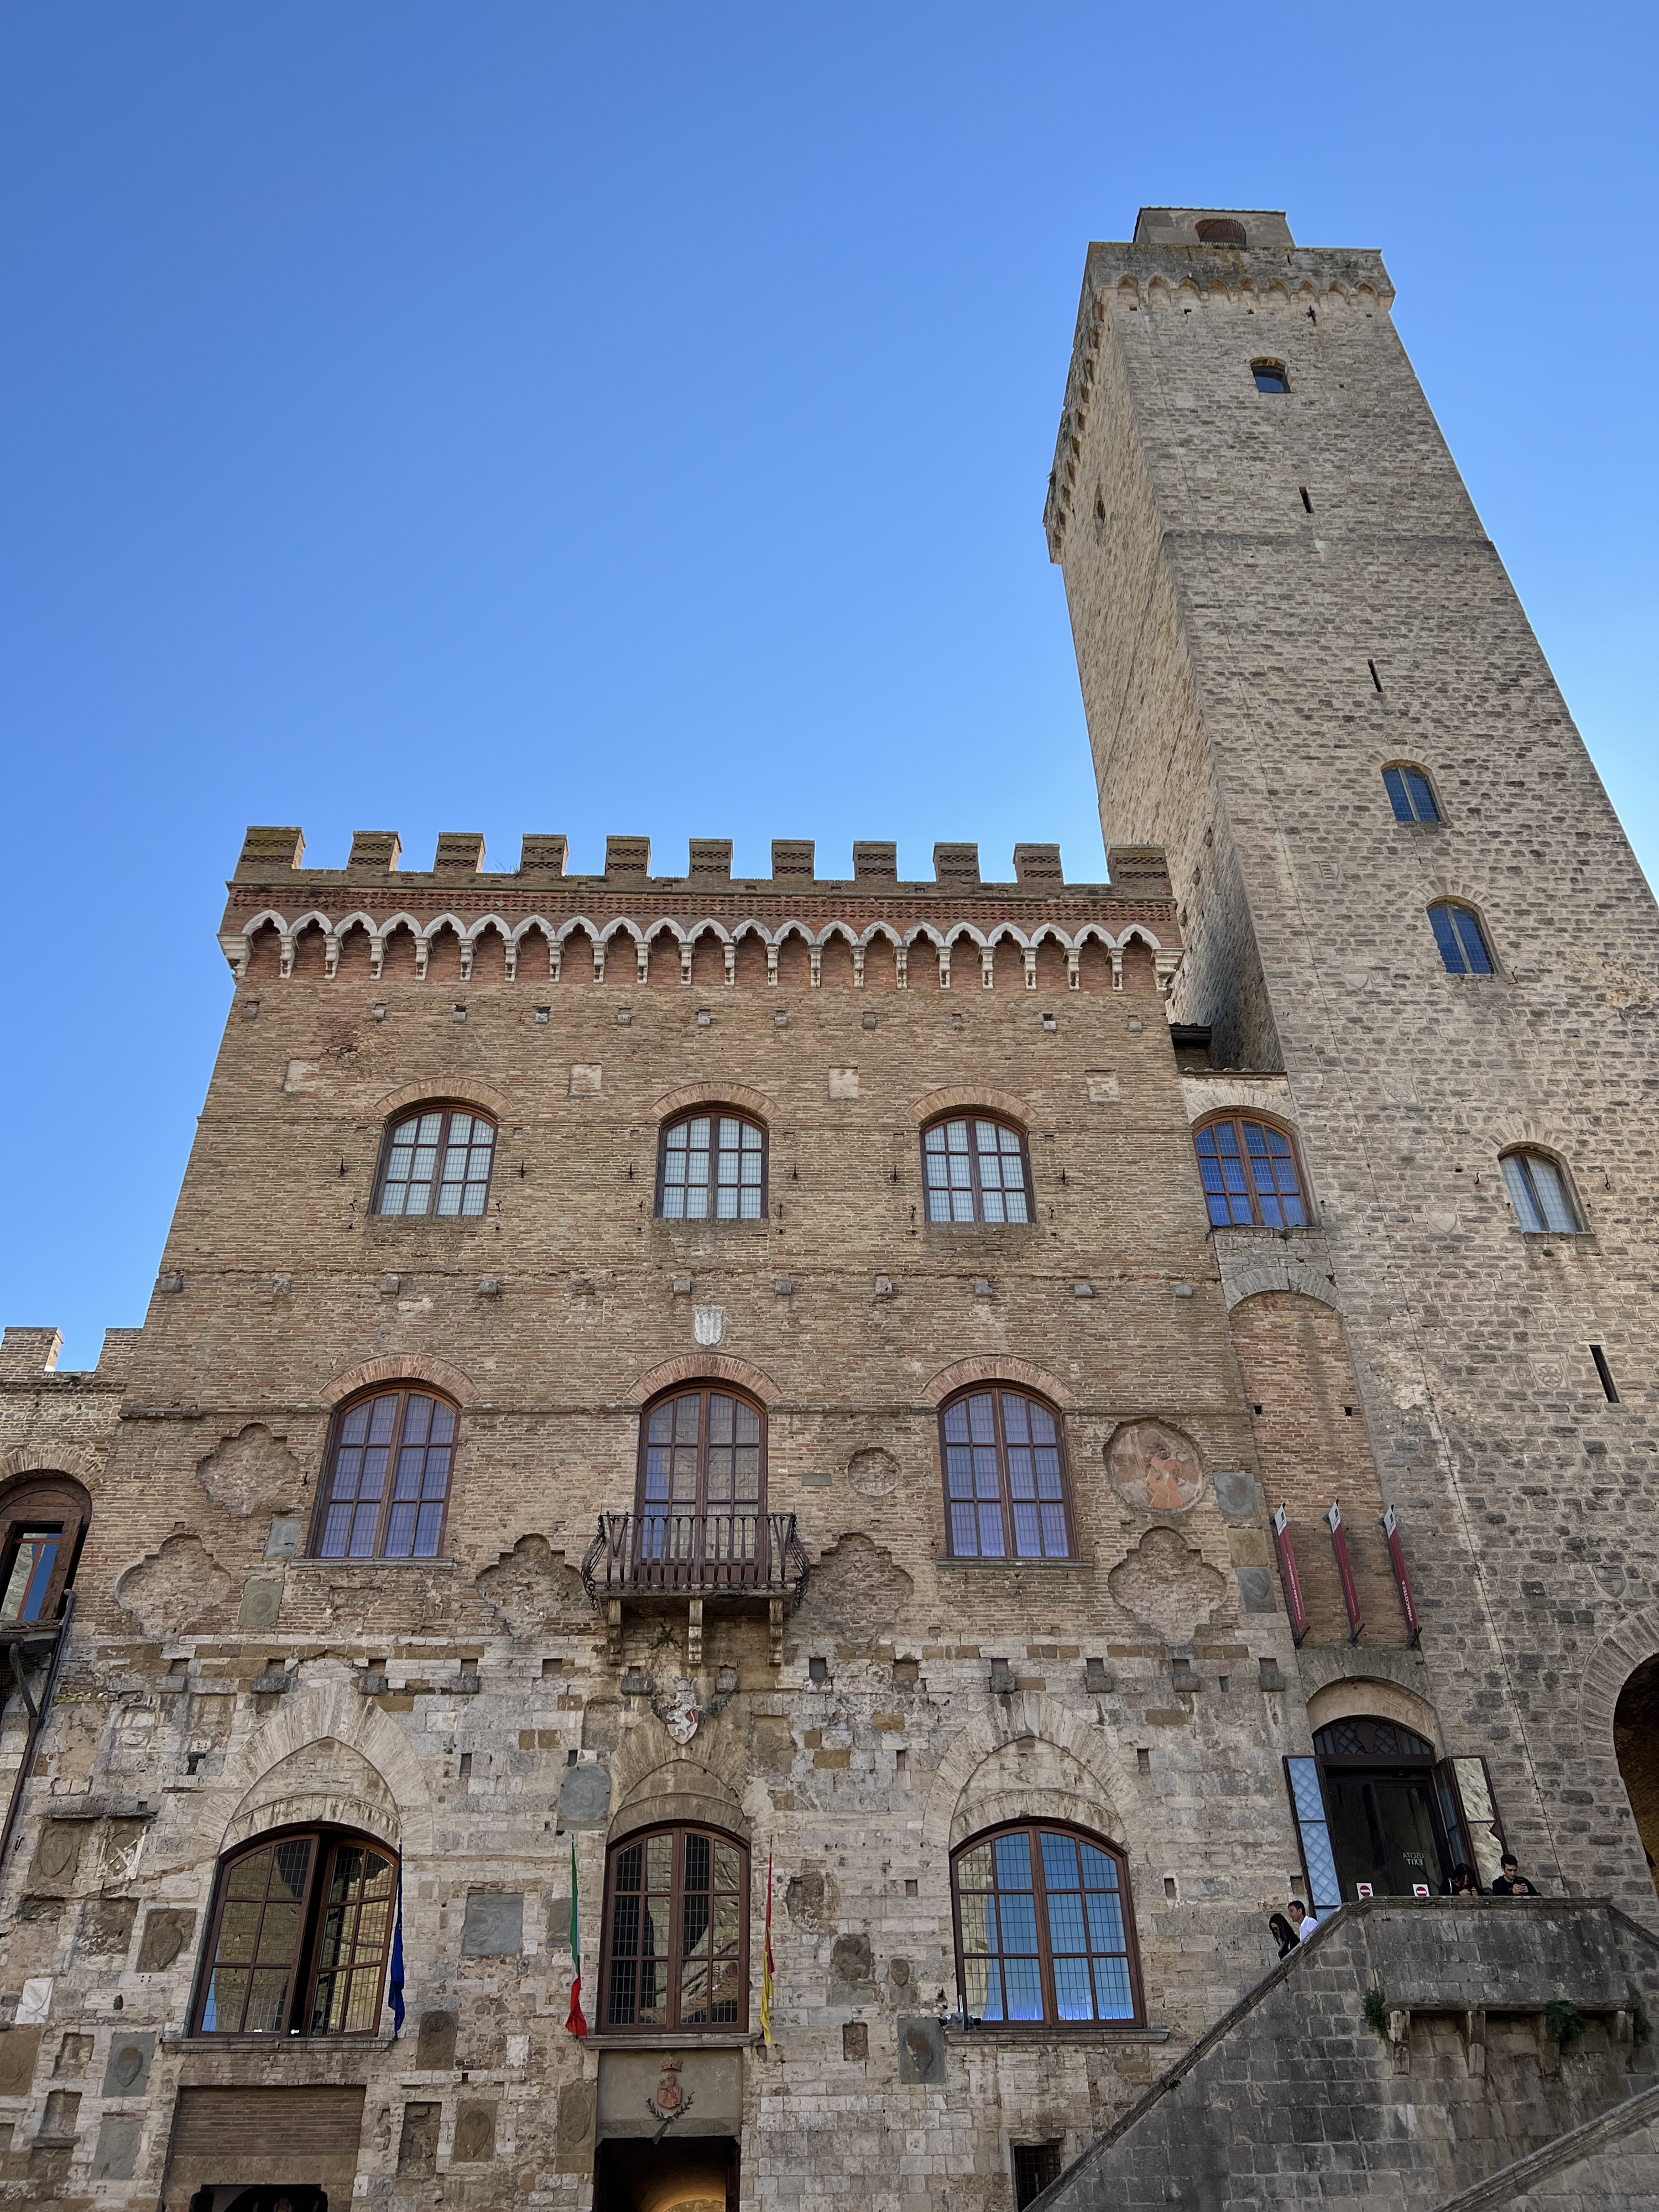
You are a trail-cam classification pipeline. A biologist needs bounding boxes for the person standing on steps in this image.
[1286,1900,1319,1942]
[1268,1912,1299,1960]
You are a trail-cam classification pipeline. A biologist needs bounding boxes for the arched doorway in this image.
[1614,1655,1659,1895]
[1314,1718,1451,1896]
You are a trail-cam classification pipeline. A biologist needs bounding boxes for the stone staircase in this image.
[1031,1898,1659,2212]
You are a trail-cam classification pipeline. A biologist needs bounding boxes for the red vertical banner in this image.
[1325,1502,1364,1644]
[1270,1506,1308,1646]
[1380,1506,1421,1646]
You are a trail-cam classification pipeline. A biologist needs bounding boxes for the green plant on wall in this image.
[1363,1987,1389,2036]
[1629,1986,1652,2047]
[1545,2000,1587,2049]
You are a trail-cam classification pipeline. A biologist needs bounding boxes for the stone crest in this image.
[693,1305,724,1346]
[656,1677,702,1745]
[647,2057,693,2134]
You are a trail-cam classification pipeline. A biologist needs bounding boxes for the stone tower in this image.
[1047,206,1659,1910]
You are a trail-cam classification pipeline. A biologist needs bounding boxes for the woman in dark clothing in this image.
[1268,1912,1299,1959]
[1443,1864,1478,1896]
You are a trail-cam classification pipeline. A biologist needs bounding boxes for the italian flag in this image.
[566,1841,588,2039]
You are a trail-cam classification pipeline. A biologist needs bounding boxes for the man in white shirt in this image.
[1287,1900,1320,1942]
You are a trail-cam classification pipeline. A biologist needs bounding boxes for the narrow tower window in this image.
[1500,1151,1582,1234]
[1299,487,1314,514]
[1428,902,1495,977]
[1383,765,1441,824]
[1251,362,1289,394]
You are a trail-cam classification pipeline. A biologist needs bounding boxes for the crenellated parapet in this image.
[219,828,1182,993]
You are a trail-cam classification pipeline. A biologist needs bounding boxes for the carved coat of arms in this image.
[656,1676,702,1745]
[693,1305,724,1346]
[648,2056,693,2134]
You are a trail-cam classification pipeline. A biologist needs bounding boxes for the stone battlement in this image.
[220,827,1181,987]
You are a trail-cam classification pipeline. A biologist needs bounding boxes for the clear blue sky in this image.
[3,3,1654,1368]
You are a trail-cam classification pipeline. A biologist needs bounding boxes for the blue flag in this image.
[388,1865,406,2036]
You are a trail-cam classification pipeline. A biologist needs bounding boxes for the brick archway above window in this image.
[921,1356,1074,1407]
[628,1354,782,1406]
[320,1355,479,1410]
[653,1081,775,1124]
[372,1077,511,1121]
[911,1086,1030,1128]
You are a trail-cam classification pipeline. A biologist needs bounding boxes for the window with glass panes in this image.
[601,1827,747,2031]
[316,1390,456,1558]
[657,1112,765,1220]
[638,1389,764,1566]
[1383,765,1441,823]
[195,1829,397,2037]
[375,1108,496,1217]
[922,1117,1032,1224]
[954,1826,1138,2026]
[1501,1151,1582,1233]
[1428,902,1495,976]
[941,1388,1072,1559]
[1193,1117,1307,1229]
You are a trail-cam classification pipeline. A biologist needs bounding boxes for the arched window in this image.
[657,1109,766,1221]
[1383,764,1441,824]
[314,1389,457,1559]
[1196,217,1246,246]
[1501,1149,1582,1234]
[194,1826,398,2037]
[638,1387,765,1566]
[599,1824,748,2032]
[940,1387,1072,1559]
[953,1824,1140,2026]
[1193,1115,1307,1229]
[1428,902,1495,976]
[1251,361,1289,394]
[922,1115,1033,1225]
[374,1105,496,1217]
[0,1477,90,1627]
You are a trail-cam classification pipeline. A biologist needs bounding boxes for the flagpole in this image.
[760,1848,775,2050]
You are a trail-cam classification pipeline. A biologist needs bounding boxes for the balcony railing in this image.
[581,1511,808,1601]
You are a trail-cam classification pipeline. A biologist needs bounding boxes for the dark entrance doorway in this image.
[594,2135,739,2212]
[1314,1719,1454,1897]
[1614,1654,1659,1896]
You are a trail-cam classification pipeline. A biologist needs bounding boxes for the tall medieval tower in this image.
[1048,206,1659,1911]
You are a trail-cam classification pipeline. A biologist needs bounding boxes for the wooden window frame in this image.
[1500,1149,1583,1235]
[311,1387,458,1561]
[597,1822,750,2034]
[654,1108,769,1223]
[372,1103,498,1219]
[938,1386,1076,1561]
[191,1824,399,2039]
[636,1387,768,1521]
[920,1113,1036,1227]
[1192,1113,1309,1230]
[1250,360,1290,393]
[951,1821,1144,2030]
[1382,762,1442,825]
[1428,901,1496,977]
[0,1477,91,1630]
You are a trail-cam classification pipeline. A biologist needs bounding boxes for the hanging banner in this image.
[1271,1506,1309,1646]
[1324,1502,1364,1644]
[1380,1506,1421,1646]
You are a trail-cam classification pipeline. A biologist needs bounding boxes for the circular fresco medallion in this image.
[1107,1420,1204,1513]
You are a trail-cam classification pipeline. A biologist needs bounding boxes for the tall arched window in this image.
[1428,902,1495,976]
[940,1386,1073,1559]
[638,1387,765,1567]
[1193,1115,1307,1229]
[922,1115,1033,1224]
[0,1476,90,1627]
[314,1389,457,1559]
[194,1826,398,2037]
[1501,1149,1583,1234]
[1383,764,1441,823]
[599,1824,748,2032]
[374,1105,497,1217]
[953,1824,1141,2026]
[657,1110,767,1220]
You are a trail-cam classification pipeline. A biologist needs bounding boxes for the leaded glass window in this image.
[1428,901,1495,976]
[1383,765,1440,823]
[658,1113,766,1220]
[941,1388,1071,1559]
[954,1825,1139,2027]
[1501,1151,1581,1234]
[316,1390,456,1559]
[922,1117,1032,1224]
[375,1107,496,1217]
[196,1829,397,2038]
[602,1825,748,2031]
[1193,1117,1307,1229]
